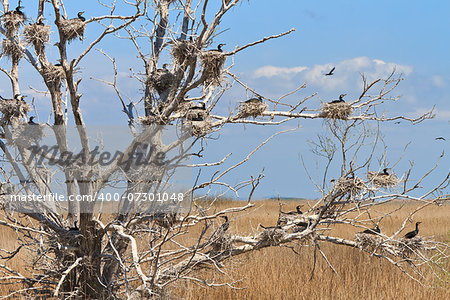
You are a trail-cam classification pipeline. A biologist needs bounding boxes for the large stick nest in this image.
[355,232,384,252]
[43,64,65,87]
[238,101,268,118]
[367,171,400,188]
[200,51,226,85]
[334,177,365,196]
[1,39,24,61]
[138,115,169,126]
[171,40,198,66]
[1,12,25,35]
[320,102,353,120]
[23,24,51,54]
[186,119,214,138]
[0,99,31,125]
[148,70,175,95]
[60,19,85,42]
[396,237,424,257]
[11,123,45,146]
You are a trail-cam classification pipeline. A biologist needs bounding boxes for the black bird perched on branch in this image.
[28,116,37,125]
[324,67,335,76]
[379,168,389,176]
[209,43,225,52]
[404,222,421,239]
[328,94,346,104]
[14,94,26,101]
[243,95,263,104]
[76,11,86,22]
[435,137,446,141]
[361,225,380,234]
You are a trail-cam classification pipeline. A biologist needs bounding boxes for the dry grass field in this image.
[0,200,449,299]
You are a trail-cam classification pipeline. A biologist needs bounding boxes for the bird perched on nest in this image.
[75,11,86,22]
[404,222,421,239]
[208,43,225,52]
[186,102,206,121]
[219,216,229,233]
[157,63,169,72]
[14,5,26,19]
[14,94,26,101]
[324,67,335,76]
[281,205,303,215]
[28,116,37,125]
[35,15,44,26]
[361,225,380,234]
[328,94,346,104]
[242,95,263,104]
[378,168,390,176]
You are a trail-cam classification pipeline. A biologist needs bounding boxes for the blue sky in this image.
[1,0,449,199]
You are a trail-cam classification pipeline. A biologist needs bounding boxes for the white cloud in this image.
[431,75,446,88]
[253,65,308,78]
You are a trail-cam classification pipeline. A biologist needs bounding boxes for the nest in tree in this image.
[11,123,45,145]
[367,171,399,188]
[60,19,85,42]
[1,39,24,61]
[23,24,51,54]
[238,101,268,118]
[138,114,169,126]
[334,177,365,196]
[320,102,353,120]
[187,119,214,138]
[148,70,175,95]
[209,234,232,257]
[396,237,424,257]
[173,100,191,119]
[171,40,197,65]
[200,51,226,85]
[43,64,65,87]
[0,99,30,125]
[2,12,25,35]
[355,232,384,251]
[257,228,285,246]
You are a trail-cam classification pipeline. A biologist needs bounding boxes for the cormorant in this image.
[14,94,26,101]
[394,121,401,124]
[157,63,169,72]
[324,67,335,76]
[379,168,389,176]
[435,137,446,141]
[209,43,225,52]
[28,116,37,125]
[404,222,421,239]
[220,216,229,232]
[36,15,44,26]
[243,95,263,104]
[68,221,79,232]
[328,94,346,104]
[361,225,380,234]
[282,205,303,215]
[14,5,25,18]
[77,11,86,22]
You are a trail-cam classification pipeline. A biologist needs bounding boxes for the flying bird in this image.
[328,94,346,104]
[435,137,446,141]
[324,67,335,76]
[394,121,401,124]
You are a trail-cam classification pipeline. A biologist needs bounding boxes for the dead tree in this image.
[0,0,447,298]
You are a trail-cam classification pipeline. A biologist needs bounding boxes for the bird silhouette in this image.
[324,67,335,76]
[361,225,380,234]
[394,121,401,124]
[243,95,263,104]
[76,11,86,22]
[209,43,225,52]
[28,116,37,125]
[404,222,421,239]
[328,94,346,104]
[435,137,446,141]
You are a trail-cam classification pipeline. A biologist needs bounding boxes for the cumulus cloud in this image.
[253,65,308,79]
[251,57,414,93]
